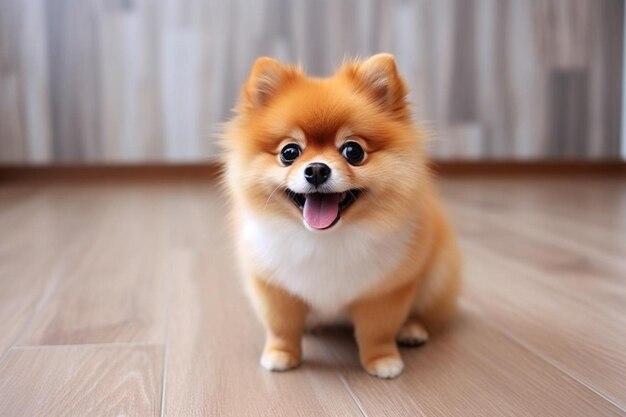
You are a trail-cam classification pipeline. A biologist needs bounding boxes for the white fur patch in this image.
[366,356,404,379]
[260,350,300,371]
[242,210,415,320]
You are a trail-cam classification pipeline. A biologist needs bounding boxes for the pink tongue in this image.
[303,193,341,229]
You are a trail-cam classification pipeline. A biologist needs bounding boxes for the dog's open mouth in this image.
[286,189,362,230]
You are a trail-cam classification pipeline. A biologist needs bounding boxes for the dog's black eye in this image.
[280,144,301,165]
[341,141,365,165]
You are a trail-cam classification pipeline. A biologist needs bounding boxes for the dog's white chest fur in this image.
[241,212,414,319]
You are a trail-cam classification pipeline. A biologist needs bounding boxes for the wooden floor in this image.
[0,176,625,416]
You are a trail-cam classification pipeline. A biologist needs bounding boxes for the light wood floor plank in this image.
[441,177,626,231]
[319,310,624,417]
[1,178,625,415]
[0,187,87,355]
[450,209,626,314]
[15,186,168,346]
[0,259,57,357]
[0,345,163,417]
[461,244,626,410]
[443,179,626,260]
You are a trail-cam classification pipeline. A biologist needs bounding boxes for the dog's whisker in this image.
[264,183,285,210]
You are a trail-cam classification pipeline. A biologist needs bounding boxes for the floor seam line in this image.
[10,341,163,349]
[159,250,173,417]
[317,341,369,417]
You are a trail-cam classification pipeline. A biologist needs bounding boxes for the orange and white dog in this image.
[222,54,461,378]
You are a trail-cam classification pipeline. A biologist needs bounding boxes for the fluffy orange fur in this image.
[222,54,461,378]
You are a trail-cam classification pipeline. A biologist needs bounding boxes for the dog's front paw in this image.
[260,349,301,372]
[364,355,404,379]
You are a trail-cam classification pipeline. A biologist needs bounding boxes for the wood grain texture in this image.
[0,187,63,356]
[14,186,168,346]
[0,177,625,415]
[0,345,163,417]
[440,178,626,408]
[462,245,626,410]
[0,0,623,163]
[321,312,624,417]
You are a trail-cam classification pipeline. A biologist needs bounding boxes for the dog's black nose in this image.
[304,162,331,186]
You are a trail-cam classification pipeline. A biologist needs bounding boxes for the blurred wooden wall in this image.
[0,0,623,163]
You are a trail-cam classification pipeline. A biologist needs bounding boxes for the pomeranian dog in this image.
[222,54,460,378]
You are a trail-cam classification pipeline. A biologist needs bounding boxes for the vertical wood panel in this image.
[0,0,26,162]
[0,0,623,163]
[44,0,102,161]
[15,0,53,163]
[548,70,589,157]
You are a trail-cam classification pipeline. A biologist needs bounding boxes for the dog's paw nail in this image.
[365,356,404,379]
[397,322,429,347]
[260,350,300,371]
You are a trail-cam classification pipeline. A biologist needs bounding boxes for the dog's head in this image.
[223,54,429,232]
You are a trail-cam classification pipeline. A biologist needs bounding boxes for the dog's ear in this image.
[349,54,409,116]
[244,57,300,107]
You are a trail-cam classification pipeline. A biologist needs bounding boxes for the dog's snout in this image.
[304,162,331,186]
